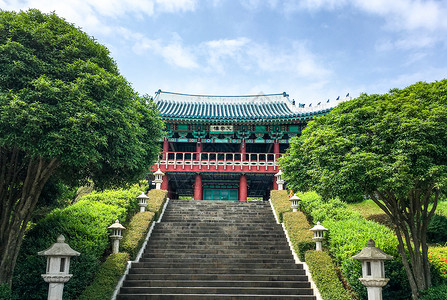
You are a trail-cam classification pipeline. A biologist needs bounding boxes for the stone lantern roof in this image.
[137,192,149,200]
[107,220,126,230]
[38,235,80,257]
[154,169,165,176]
[289,194,301,202]
[352,239,393,261]
[309,221,328,232]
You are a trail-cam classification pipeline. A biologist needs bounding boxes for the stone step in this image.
[122,280,311,288]
[141,253,294,259]
[131,262,299,269]
[124,273,309,282]
[147,239,288,245]
[144,245,291,251]
[118,287,314,296]
[147,234,284,242]
[160,219,273,223]
[151,230,284,235]
[138,258,296,264]
[154,223,282,228]
[117,200,315,299]
[142,249,293,255]
[117,294,316,299]
[128,268,306,275]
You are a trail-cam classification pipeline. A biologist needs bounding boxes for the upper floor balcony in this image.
[155,151,282,173]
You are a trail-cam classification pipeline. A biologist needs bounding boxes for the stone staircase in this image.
[116,200,317,299]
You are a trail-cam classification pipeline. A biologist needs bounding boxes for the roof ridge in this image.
[155,89,287,98]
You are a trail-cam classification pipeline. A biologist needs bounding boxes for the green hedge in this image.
[77,253,129,300]
[120,211,155,260]
[427,214,447,244]
[12,184,143,300]
[0,284,15,300]
[283,212,314,261]
[270,190,290,222]
[428,246,447,281]
[146,189,168,220]
[324,217,409,299]
[269,190,352,299]
[305,251,353,300]
[419,284,447,300]
[75,190,166,300]
[298,191,362,223]
[299,192,410,300]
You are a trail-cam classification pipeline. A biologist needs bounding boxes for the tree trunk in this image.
[0,148,58,286]
[371,187,438,299]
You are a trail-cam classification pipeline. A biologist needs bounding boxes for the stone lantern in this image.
[38,235,80,300]
[275,170,284,190]
[137,192,149,212]
[352,239,393,300]
[309,221,328,251]
[289,194,301,212]
[108,220,126,254]
[153,168,165,190]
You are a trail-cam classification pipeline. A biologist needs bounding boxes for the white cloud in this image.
[1,0,197,35]
[282,0,447,33]
[203,38,250,73]
[376,34,438,51]
[244,41,331,79]
[133,35,199,69]
[156,0,197,13]
[352,0,447,32]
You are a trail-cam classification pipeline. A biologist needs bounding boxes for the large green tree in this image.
[0,9,163,285]
[279,80,447,299]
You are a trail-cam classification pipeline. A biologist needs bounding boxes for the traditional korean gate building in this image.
[152,90,350,200]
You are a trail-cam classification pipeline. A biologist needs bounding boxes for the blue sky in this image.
[2,0,447,104]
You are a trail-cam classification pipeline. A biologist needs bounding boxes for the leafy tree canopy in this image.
[280,79,447,203]
[279,79,447,298]
[0,9,163,188]
[0,9,163,286]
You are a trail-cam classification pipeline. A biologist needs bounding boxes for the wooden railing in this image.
[156,151,282,173]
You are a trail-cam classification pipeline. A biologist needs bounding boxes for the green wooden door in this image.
[203,189,238,201]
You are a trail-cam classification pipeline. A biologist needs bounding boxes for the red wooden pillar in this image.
[161,173,169,190]
[196,140,202,153]
[273,139,279,190]
[194,173,203,200]
[239,174,247,201]
[274,139,280,155]
[162,139,169,160]
[273,176,278,190]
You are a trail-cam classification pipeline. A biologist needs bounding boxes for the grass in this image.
[435,201,447,217]
[346,199,383,218]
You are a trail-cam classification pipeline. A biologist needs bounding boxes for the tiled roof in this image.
[154,90,349,121]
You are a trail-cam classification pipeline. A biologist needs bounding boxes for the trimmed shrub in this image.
[428,246,447,281]
[121,211,155,260]
[299,192,362,223]
[146,189,168,220]
[419,284,447,300]
[305,251,352,300]
[323,217,410,299]
[270,190,351,299]
[0,284,16,300]
[12,185,143,300]
[296,191,323,218]
[427,214,447,244]
[270,190,290,222]
[283,212,314,261]
[435,201,447,217]
[77,253,129,300]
